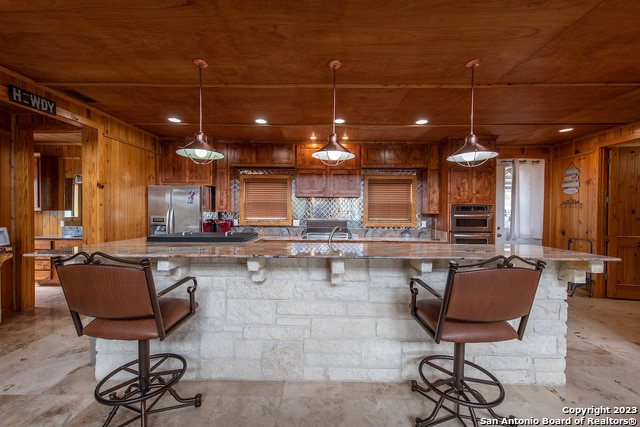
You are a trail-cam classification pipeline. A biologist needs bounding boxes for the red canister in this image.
[216,220,232,233]
[203,219,216,232]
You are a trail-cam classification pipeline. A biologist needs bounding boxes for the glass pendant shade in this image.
[447,59,498,168]
[176,58,224,165]
[312,59,354,167]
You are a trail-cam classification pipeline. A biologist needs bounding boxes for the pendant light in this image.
[312,59,355,166]
[176,58,224,165]
[446,58,498,167]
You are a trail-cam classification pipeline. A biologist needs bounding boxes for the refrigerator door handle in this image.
[167,207,175,234]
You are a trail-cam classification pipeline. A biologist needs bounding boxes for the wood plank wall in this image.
[0,66,160,311]
[0,111,13,312]
[549,122,640,297]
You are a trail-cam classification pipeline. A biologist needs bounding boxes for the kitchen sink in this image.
[146,232,259,243]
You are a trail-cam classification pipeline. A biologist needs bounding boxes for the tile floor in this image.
[0,285,638,426]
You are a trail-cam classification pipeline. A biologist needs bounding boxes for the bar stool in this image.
[409,255,545,427]
[53,251,202,427]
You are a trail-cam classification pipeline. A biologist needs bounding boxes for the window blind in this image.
[240,175,292,225]
[364,176,416,226]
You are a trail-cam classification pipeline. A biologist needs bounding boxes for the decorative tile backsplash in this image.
[61,226,83,237]
[220,169,434,237]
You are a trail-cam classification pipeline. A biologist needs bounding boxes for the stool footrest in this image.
[96,353,202,426]
[411,354,511,427]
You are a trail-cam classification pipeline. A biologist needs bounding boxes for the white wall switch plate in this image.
[293,220,300,226]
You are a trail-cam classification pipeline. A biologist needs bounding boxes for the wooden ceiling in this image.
[2,1,640,147]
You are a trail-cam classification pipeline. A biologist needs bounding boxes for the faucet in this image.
[328,226,340,246]
[328,226,343,255]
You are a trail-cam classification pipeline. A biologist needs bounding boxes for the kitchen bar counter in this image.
[34,236,613,263]
[31,238,616,387]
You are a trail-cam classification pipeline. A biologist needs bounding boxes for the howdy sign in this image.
[8,85,56,116]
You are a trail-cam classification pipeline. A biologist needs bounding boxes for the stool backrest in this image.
[437,255,545,341]
[53,251,164,339]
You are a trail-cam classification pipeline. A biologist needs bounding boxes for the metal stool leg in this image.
[411,343,511,427]
[95,340,202,426]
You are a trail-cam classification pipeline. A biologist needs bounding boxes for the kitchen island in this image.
[34,237,615,387]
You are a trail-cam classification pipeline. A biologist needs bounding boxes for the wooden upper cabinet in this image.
[295,143,361,170]
[296,145,325,169]
[361,145,386,168]
[294,143,361,197]
[361,143,427,168]
[328,169,361,197]
[229,143,294,168]
[160,139,214,185]
[39,155,65,210]
[295,169,361,198]
[294,169,327,197]
[442,137,496,205]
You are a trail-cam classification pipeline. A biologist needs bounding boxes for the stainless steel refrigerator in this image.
[147,185,214,235]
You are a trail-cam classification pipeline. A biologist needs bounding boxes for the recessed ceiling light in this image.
[255,118,267,124]
[334,118,345,124]
[310,133,317,140]
[415,119,428,125]
[168,117,182,123]
[559,128,574,133]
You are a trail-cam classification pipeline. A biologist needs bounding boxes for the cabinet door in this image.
[34,258,52,281]
[448,166,472,204]
[160,140,189,184]
[295,169,327,197]
[34,240,53,282]
[405,145,427,168]
[421,169,440,214]
[231,143,294,167]
[470,165,496,204]
[187,161,214,184]
[215,168,232,212]
[265,144,295,167]
[295,145,325,169]
[384,145,405,166]
[54,239,82,249]
[39,155,63,210]
[328,170,361,197]
[361,145,386,168]
[160,140,214,185]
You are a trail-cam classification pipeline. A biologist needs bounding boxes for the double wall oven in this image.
[449,204,495,244]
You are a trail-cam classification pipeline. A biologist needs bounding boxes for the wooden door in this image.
[607,147,640,299]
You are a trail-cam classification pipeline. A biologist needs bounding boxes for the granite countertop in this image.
[28,237,618,264]
[35,235,83,240]
[260,235,447,243]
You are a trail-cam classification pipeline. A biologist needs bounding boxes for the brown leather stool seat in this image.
[409,255,545,427]
[54,251,202,427]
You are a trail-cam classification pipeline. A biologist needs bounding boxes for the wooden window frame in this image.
[363,175,417,227]
[239,174,292,226]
